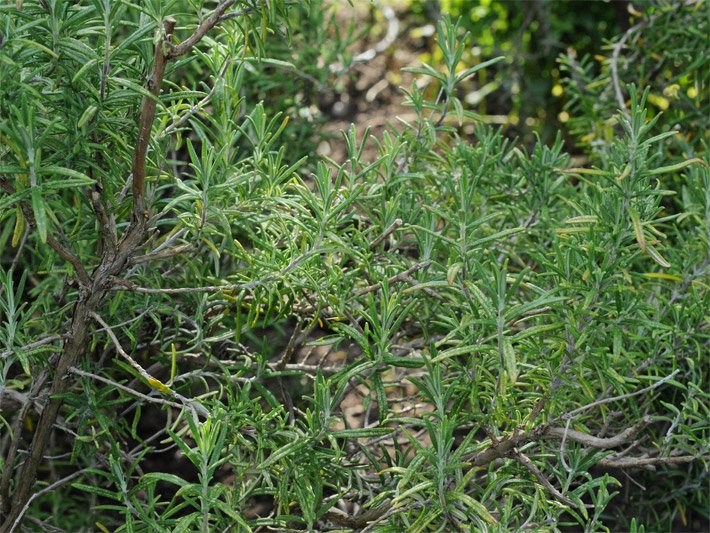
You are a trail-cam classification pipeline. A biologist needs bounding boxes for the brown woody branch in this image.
[369,218,403,249]
[598,454,710,470]
[544,417,651,449]
[324,415,695,528]
[6,469,87,533]
[0,8,231,528]
[130,17,175,223]
[89,179,117,256]
[165,1,237,59]
[466,417,652,468]
[0,365,52,517]
[325,502,393,529]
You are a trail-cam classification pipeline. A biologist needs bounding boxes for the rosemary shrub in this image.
[0,1,707,531]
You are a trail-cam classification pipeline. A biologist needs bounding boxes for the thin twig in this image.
[466,418,653,468]
[598,454,710,469]
[330,5,399,74]
[111,277,253,294]
[9,227,28,275]
[273,320,305,370]
[7,469,85,533]
[0,334,64,359]
[166,1,237,59]
[544,417,651,449]
[325,501,395,529]
[559,418,572,473]
[93,307,152,333]
[610,22,643,121]
[159,59,232,139]
[554,370,679,422]
[218,6,251,22]
[355,260,432,296]
[608,12,660,121]
[90,312,209,418]
[131,243,193,264]
[1,175,91,285]
[369,218,403,249]
[69,367,183,410]
[515,450,576,507]
[360,503,411,532]
[0,365,52,515]
[0,389,34,412]
[88,174,117,256]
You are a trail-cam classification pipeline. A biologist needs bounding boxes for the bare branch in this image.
[158,59,231,139]
[0,389,38,413]
[515,450,577,508]
[69,367,183,410]
[90,312,209,418]
[356,260,432,296]
[329,6,399,75]
[544,417,651,449]
[218,6,251,22]
[325,501,395,529]
[130,18,176,223]
[7,469,85,533]
[608,14,659,121]
[610,22,642,121]
[8,226,28,276]
[369,218,403,249]
[598,454,710,469]
[166,1,237,59]
[110,276,253,294]
[467,418,653,469]
[89,180,117,255]
[131,243,193,265]
[0,366,52,515]
[555,370,680,422]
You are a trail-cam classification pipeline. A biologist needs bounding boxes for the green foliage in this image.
[0,2,707,532]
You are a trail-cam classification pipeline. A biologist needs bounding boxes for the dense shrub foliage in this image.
[0,1,707,531]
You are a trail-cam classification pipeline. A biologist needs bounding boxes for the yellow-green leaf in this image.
[629,206,646,252]
[12,207,25,246]
[503,337,518,384]
[643,272,683,282]
[447,262,463,285]
[565,215,598,224]
[147,378,172,395]
[77,105,98,128]
[31,187,47,243]
[451,492,497,524]
[646,243,671,268]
